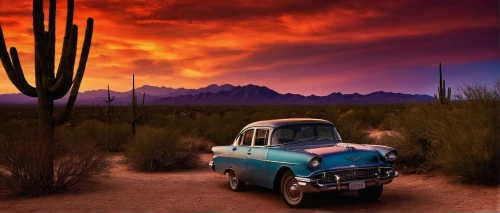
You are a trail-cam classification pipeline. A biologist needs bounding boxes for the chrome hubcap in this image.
[230,171,238,187]
[289,184,299,198]
[286,180,301,200]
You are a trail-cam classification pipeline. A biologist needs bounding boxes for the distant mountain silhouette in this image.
[155,84,433,105]
[0,84,234,105]
[0,84,433,105]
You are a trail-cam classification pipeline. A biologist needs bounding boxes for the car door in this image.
[246,128,270,184]
[230,128,253,181]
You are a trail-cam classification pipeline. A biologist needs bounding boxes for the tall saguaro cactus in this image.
[0,0,93,189]
[128,74,145,135]
[434,63,451,105]
[103,85,115,125]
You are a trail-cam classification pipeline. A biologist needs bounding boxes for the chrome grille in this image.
[324,168,378,183]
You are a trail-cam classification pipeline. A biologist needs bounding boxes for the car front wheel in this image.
[228,169,245,191]
[281,170,311,207]
[357,184,383,200]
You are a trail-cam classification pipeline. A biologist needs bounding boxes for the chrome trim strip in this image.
[295,177,311,182]
[309,166,379,177]
[214,155,301,166]
[266,159,302,166]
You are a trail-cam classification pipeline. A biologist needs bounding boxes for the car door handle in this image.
[247,152,251,155]
[232,147,237,151]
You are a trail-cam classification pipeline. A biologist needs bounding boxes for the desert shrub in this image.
[339,109,368,124]
[0,128,109,197]
[377,115,393,130]
[424,82,499,185]
[125,127,200,172]
[380,80,499,184]
[379,134,428,173]
[181,136,214,153]
[60,120,133,152]
[383,103,434,170]
[336,115,375,144]
[365,108,386,128]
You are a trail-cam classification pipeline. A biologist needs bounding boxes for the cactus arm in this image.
[55,18,93,125]
[0,28,37,97]
[439,63,442,89]
[55,0,74,79]
[9,48,38,97]
[46,0,56,79]
[50,25,78,99]
[132,74,136,120]
[33,0,45,93]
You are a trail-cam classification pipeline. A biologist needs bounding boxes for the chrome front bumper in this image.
[295,169,398,193]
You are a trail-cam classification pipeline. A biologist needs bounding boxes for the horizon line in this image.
[0,83,435,97]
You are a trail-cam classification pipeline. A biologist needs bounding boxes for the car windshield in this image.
[270,123,342,145]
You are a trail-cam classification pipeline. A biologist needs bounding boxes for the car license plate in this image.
[349,181,365,190]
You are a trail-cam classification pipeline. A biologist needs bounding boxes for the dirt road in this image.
[0,154,498,212]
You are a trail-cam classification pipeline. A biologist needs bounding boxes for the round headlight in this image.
[308,157,321,169]
[385,151,397,162]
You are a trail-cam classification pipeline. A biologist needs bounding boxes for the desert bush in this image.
[60,120,133,152]
[424,81,499,185]
[181,136,214,153]
[125,127,200,172]
[336,115,375,144]
[366,108,386,128]
[379,80,500,184]
[379,134,428,173]
[0,129,109,197]
[382,103,434,170]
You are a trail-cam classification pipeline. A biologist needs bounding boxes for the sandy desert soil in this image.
[0,153,498,213]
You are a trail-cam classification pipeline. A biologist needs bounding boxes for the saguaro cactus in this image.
[127,74,145,135]
[103,85,115,125]
[0,0,93,189]
[434,63,451,105]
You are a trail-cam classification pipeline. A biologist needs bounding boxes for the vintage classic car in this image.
[209,118,398,207]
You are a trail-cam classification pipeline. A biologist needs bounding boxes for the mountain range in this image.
[0,84,433,105]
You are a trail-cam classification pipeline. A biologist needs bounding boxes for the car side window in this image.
[254,129,268,146]
[241,129,254,146]
[317,125,334,138]
[271,128,294,145]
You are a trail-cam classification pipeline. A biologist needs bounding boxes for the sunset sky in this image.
[0,0,498,96]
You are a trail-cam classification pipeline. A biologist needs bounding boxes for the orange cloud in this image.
[0,0,497,95]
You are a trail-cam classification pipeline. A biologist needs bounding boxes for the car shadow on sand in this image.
[216,181,414,210]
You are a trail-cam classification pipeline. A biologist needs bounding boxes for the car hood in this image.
[283,142,381,168]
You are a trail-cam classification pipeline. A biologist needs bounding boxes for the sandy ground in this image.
[0,153,498,213]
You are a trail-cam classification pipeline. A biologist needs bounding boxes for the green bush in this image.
[379,80,499,184]
[384,103,434,170]
[59,120,133,152]
[365,108,386,128]
[379,134,428,173]
[337,115,375,144]
[125,127,200,172]
[424,82,499,185]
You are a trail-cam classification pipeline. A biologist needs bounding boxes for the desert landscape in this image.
[0,0,498,212]
[1,141,498,212]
